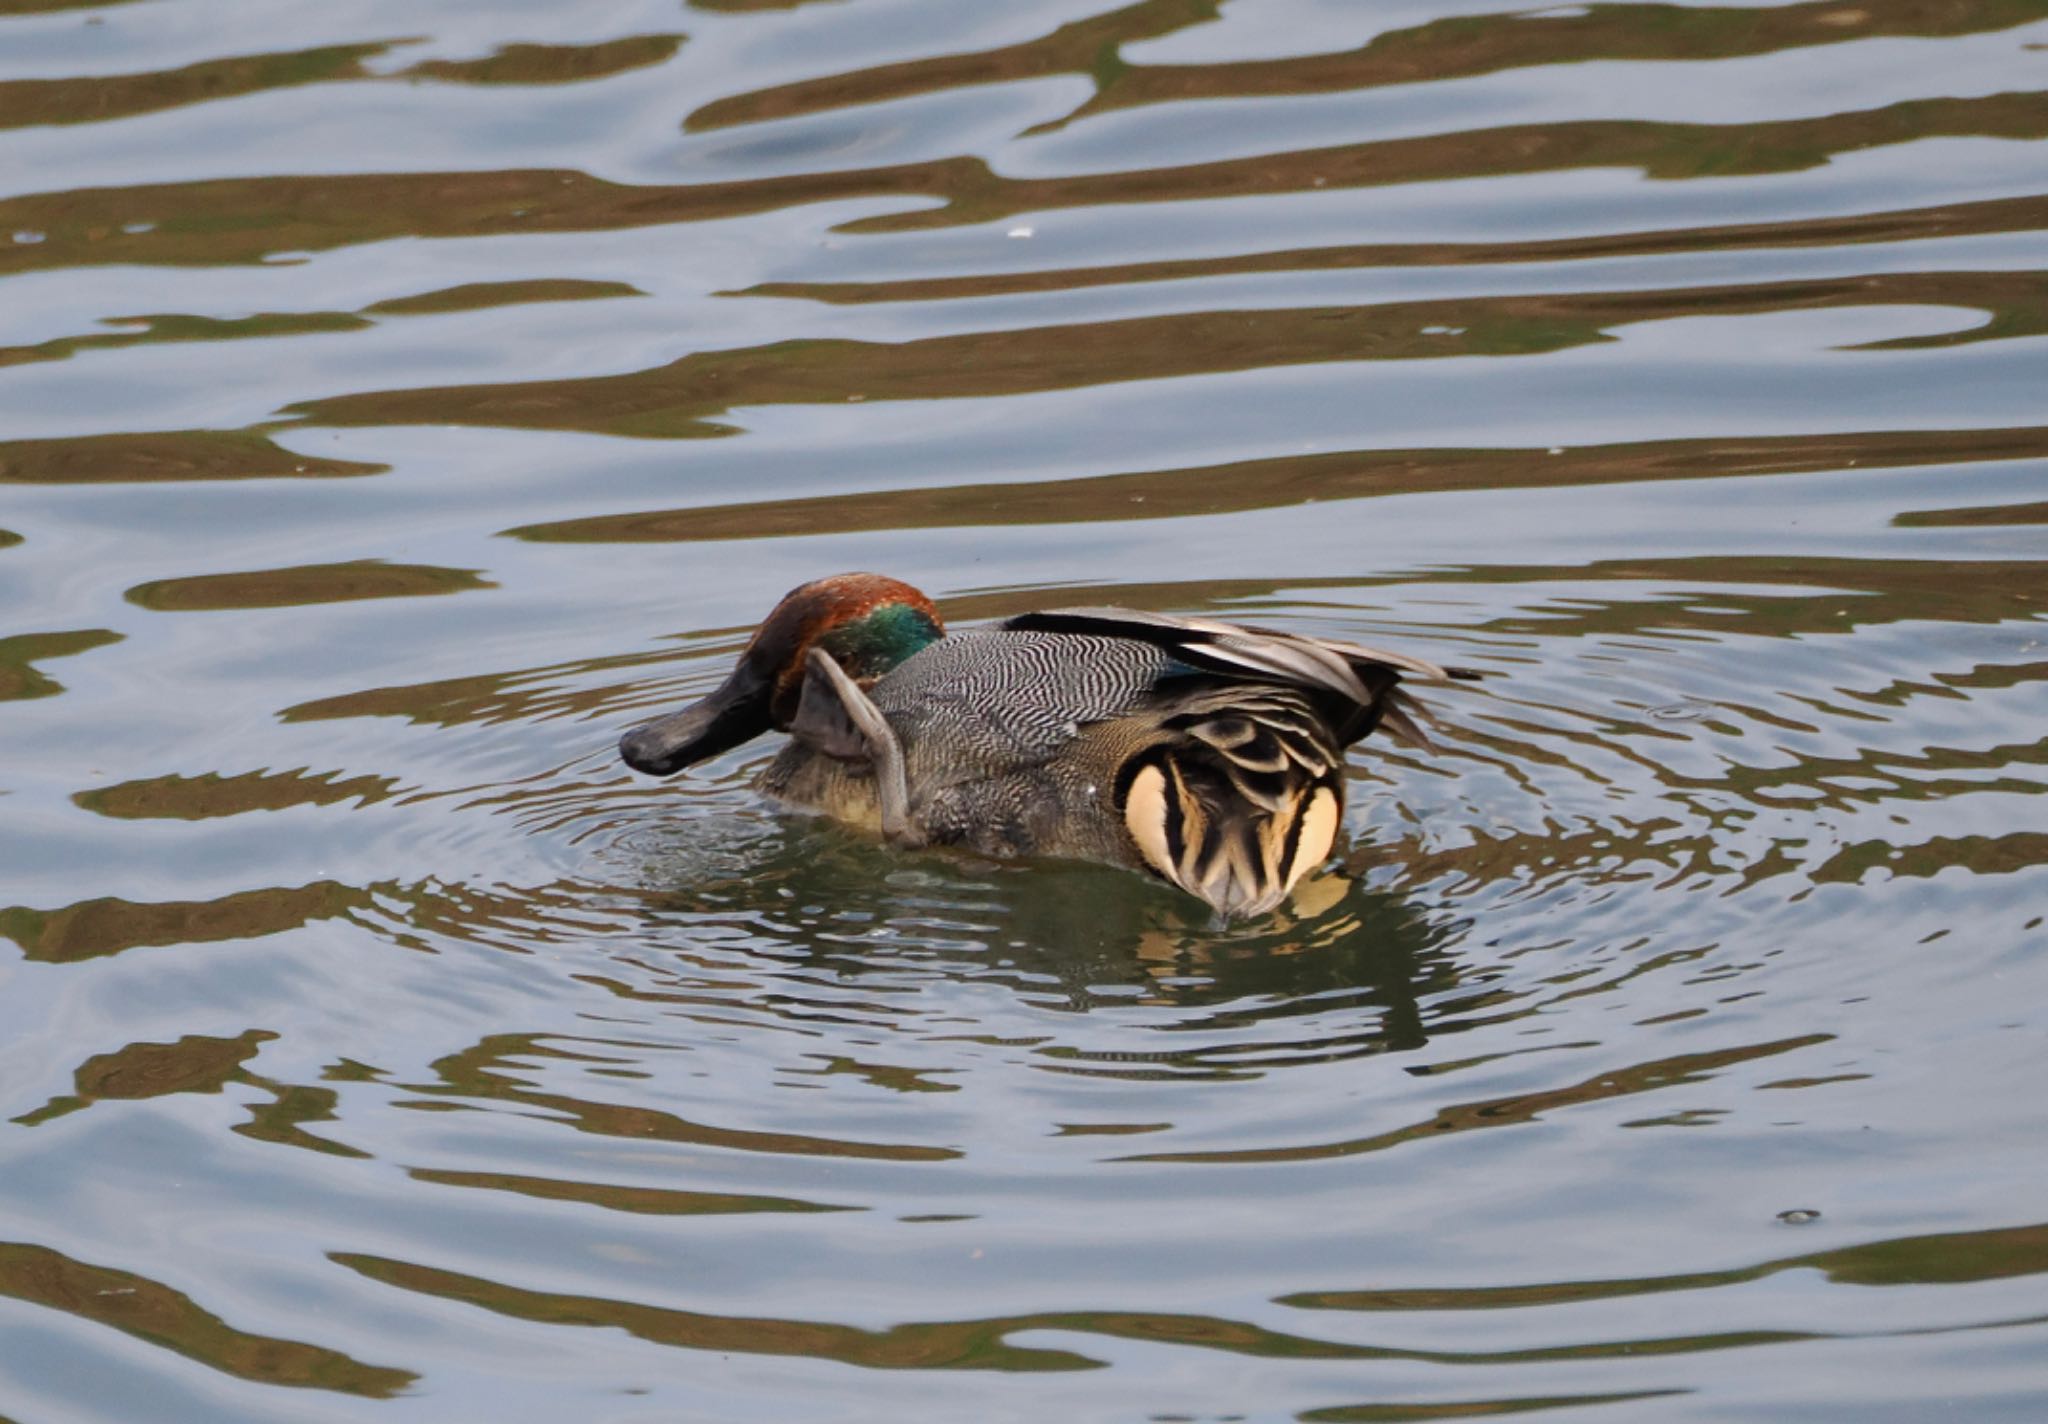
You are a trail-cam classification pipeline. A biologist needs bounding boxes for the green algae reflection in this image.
[125,560,494,612]
[0,1242,414,1396]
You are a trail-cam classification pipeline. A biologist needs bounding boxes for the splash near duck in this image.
[621,574,1464,920]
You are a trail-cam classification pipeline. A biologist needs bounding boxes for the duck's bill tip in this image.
[619,672,771,777]
[618,725,684,778]
[619,714,696,776]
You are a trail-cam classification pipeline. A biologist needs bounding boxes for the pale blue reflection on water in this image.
[1,0,2046,1420]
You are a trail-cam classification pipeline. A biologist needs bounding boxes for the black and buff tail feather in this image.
[1016,608,1465,918]
[1119,686,1349,920]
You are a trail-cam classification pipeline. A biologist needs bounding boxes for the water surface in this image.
[3,0,2047,1419]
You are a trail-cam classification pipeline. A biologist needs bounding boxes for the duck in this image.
[619,573,1466,920]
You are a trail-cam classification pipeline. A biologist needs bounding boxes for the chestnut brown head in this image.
[619,574,942,776]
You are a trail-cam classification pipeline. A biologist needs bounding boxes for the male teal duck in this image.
[620,574,1465,920]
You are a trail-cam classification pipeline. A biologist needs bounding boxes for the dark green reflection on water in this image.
[331,1213,2048,1375]
[278,648,649,726]
[505,428,2048,543]
[743,194,2048,303]
[12,1031,271,1125]
[332,1252,1721,1373]
[0,629,121,702]
[411,34,684,85]
[409,1168,860,1217]
[0,1242,414,1396]
[9,1028,367,1156]
[333,1250,1104,1370]
[7,89,2042,277]
[364,277,644,316]
[237,1078,368,1158]
[125,560,495,612]
[1286,1220,2048,1312]
[1055,0,2048,129]
[1428,554,2048,631]
[287,272,2048,438]
[404,34,685,86]
[0,310,370,371]
[0,34,684,136]
[795,1055,962,1092]
[1120,1034,1832,1163]
[0,431,383,485]
[0,882,369,963]
[829,91,2048,233]
[757,201,2048,311]
[687,0,1218,131]
[0,0,149,13]
[0,874,625,967]
[1898,498,2048,527]
[402,1031,960,1160]
[687,0,2048,133]
[688,0,841,12]
[75,768,400,821]
[0,281,641,373]
[1299,1393,1681,1422]
[0,42,391,132]
[1814,829,2048,883]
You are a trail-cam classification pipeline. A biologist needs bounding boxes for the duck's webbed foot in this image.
[793,647,926,847]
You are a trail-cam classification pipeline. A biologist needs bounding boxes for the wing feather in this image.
[1010,605,1459,689]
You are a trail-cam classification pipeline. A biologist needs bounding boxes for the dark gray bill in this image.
[619,663,772,776]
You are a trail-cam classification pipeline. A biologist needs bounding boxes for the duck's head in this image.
[619,573,943,777]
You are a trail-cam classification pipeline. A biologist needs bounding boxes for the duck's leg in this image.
[794,647,924,846]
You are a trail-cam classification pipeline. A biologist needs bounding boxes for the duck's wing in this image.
[1004,605,1465,749]
[1009,605,1457,677]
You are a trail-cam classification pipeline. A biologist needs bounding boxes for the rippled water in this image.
[3,1,2047,1419]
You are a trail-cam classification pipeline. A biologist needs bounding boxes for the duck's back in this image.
[874,628,1180,764]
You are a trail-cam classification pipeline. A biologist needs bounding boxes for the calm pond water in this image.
[3,0,2047,1419]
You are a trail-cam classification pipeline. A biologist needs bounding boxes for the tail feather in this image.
[1375,688,1437,753]
[1121,692,1347,920]
[1009,604,1472,918]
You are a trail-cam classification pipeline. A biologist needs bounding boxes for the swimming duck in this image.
[620,574,1463,920]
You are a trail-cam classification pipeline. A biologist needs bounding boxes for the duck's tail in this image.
[1119,686,1347,921]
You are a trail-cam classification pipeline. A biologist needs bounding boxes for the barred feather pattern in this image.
[868,630,1178,770]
